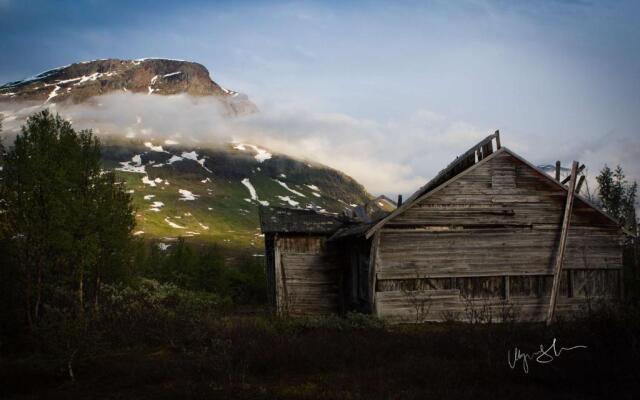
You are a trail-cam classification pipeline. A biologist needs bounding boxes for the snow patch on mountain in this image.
[178,189,198,201]
[144,142,165,152]
[274,179,305,197]
[56,77,83,85]
[45,86,61,103]
[233,143,272,162]
[164,217,185,229]
[117,157,146,174]
[142,176,157,187]
[74,72,115,85]
[241,178,269,206]
[149,201,164,211]
[220,86,239,97]
[181,151,212,173]
[241,178,258,200]
[278,196,300,207]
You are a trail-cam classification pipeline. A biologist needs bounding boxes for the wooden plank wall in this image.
[374,151,625,323]
[264,233,277,310]
[343,238,372,313]
[275,235,342,315]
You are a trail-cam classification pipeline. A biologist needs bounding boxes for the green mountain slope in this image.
[0,58,373,255]
[102,140,370,253]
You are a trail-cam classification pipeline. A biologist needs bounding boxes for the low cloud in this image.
[1,93,638,199]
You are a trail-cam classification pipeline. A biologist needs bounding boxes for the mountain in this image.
[102,139,370,253]
[0,59,372,254]
[0,58,257,115]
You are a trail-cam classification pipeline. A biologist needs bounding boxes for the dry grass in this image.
[2,307,640,399]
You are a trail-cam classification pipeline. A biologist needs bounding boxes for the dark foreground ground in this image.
[2,311,639,400]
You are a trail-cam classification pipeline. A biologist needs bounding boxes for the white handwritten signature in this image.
[508,338,587,373]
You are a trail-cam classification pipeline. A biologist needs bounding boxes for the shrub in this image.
[98,278,229,346]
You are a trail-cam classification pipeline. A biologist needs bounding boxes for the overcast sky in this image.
[1,0,639,195]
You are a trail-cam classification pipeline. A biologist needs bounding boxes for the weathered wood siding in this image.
[339,237,372,313]
[374,151,624,323]
[264,233,277,310]
[275,235,343,315]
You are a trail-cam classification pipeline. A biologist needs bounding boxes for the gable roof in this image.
[406,132,502,204]
[502,148,632,235]
[365,144,632,239]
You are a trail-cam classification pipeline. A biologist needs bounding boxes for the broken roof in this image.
[259,131,631,241]
[398,131,501,212]
[365,141,632,238]
[327,221,376,242]
[259,206,348,234]
[347,195,397,223]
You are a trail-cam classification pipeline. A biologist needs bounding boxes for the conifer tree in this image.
[596,164,638,234]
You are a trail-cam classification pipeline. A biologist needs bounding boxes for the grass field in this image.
[3,310,639,400]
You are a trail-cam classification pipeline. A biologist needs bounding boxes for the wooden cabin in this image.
[260,207,349,315]
[260,133,629,322]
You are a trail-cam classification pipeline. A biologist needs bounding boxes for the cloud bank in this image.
[1,93,638,199]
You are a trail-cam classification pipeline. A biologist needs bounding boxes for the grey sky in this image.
[1,0,639,195]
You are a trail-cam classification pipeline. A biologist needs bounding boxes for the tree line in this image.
[0,111,266,343]
[0,111,637,342]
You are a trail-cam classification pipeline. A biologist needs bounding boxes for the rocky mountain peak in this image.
[0,58,257,115]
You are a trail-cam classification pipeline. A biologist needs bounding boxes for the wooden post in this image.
[279,253,289,314]
[561,164,585,184]
[547,161,579,325]
[555,161,561,181]
[368,232,381,315]
[504,276,510,301]
[494,130,501,149]
[274,234,290,315]
[274,234,282,313]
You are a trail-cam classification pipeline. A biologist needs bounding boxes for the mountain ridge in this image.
[0,58,257,115]
[0,58,373,253]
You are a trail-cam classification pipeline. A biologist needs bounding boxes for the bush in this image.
[142,240,267,306]
[20,279,228,378]
[273,312,386,332]
[98,278,229,346]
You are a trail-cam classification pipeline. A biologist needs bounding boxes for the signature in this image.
[508,338,587,373]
